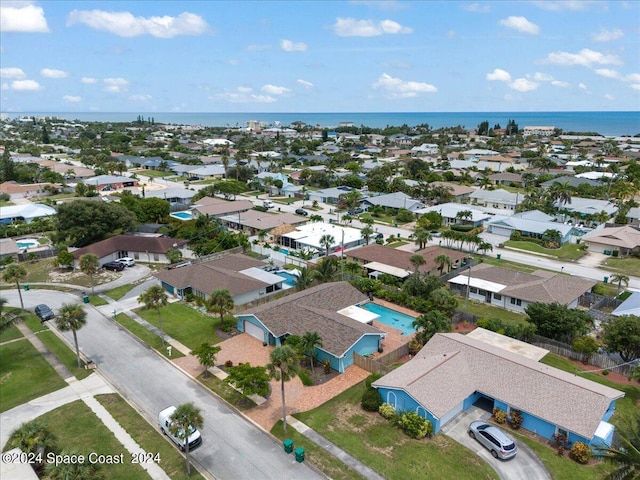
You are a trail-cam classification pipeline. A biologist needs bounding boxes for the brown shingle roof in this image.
[192,197,254,217]
[373,332,624,439]
[244,282,383,357]
[347,244,466,273]
[71,235,187,259]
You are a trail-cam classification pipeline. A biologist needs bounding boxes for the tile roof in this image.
[347,244,466,273]
[244,282,383,357]
[192,197,254,217]
[373,332,624,439]
[72,235,187,259]
[582,226,640,249]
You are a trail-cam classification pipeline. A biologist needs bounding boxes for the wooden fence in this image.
[353,343,410,375]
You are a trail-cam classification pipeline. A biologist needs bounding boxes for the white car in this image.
[158,406,202,451]
[116,257,135,267]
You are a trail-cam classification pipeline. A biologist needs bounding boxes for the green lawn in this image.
[476,256,547,274]
[135,303,223,350]
[113,313,184,359]
[601,256,640,278]
[0,324,23,343]
[0,340,67,412]
[197,373,256,411]
[454,295,529,325]
[504,241,586,261]
[293,382,498,480]
[104,284,136,301]
[96,394,204,480]
[36,330,92,380]
[90,294,109,306]
[28,400,149,480]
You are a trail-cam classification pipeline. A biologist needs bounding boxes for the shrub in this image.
[224,360,233,368]
[379,403,396,420]
[364,372,384,389]
[322,359,332,374]
[361,388,383,412]
[298,369,313,386]
[592,283,608,295]
[569,442,592,464]
[408,338,423,355]
[602,369,610,376]
[398,412,433,439]
[510,409,523,430]
[552,432,570,457]
[493,407,507,424]
[451,224,475,232]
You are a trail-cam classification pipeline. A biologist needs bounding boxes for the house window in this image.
[494,294,502,301]
[470,287,478,294]
[153,253,159,261]
[510,298,522,306]
[266,285,274,293]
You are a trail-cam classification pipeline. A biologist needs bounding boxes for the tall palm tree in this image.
[319,234,335,257]
[434,254,452,274]
[301,331,323,374]
[361,225,374,245]
[266,345,300,433]
[547,181,572,208]
[2,264,27,309]
[138,285,168,345]
[56,303,87,368]
[413,227,432,250]
[79,253,100,295]
[410,254,426,275]
[313,257,338,283]
[595,411,640,480]
[0,297,22,334]
[610,273,630,298]
[206,289,235,327]
[294,267,314,291]
[169,403,204,475]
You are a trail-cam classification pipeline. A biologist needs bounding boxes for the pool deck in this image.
[369,298,418,352]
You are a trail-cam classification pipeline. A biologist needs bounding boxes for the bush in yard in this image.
[379,403,396,420]
[298,369,313,386]
[493,407,507,424]
[399,412,433,439]
[569,442,592,464]
[510,409,523,430]
[361,387,383,412]
[364,372,384,389]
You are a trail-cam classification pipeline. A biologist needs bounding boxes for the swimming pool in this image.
[16,238,39,249]
[278,248,289,255]
[359,302,418,336]
[276,270,299,287]
[170,211,193,220]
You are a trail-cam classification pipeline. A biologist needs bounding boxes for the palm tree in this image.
[2,264,27,309]
[361,225,374,245]
[0,297,22,334]
[319,234,335,257]
[169,403,204,475]
[478,242,494,256]
[79,253,100,295]
[455,210,473,225]
[547,181,572,208]
[45,449,103,480]
[301,331,323,374]
[413,227,432,250]
[610,273,630,298]
[266,345,300,433]
[595,411,640,480]
[294,267,314,291]
[8,420,57,462]
[313,257,338,283]
[138,285,168,345]
[412,310,452,345]
[206,289,235,327]
[56,303,87,368]
[434,254,452,274]
[410,254,426,275]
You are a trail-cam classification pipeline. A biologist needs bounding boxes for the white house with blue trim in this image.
[235,282,385,373]
[373,330,624,450]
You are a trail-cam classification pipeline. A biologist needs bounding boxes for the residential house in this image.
[487,211,575,244]
[218,210,307,236]
[523,126,556,136]
[82,175,137,192]
[625,207,640,228]
[373,329,623,448]
[555,197,618,221]
[0,203,56,224]
[431,182,475,203]
[414,203,490,228]
[488,172,523,187]
[0,181,59,200]
[469,189,520,211]
[278,222,365,255]
[540,176,603,189]
[307,186,354,205]
[362,192,424,213]
[345,244,467,279]
[185,164,226,180]
[611,292,640,317]
[191,196,254,219]
[71,235,188,267]
[447,263,596,313]
[155,253,285,305]
[144,186,197,207]
[582,226,640,256]
[235,282,385,373]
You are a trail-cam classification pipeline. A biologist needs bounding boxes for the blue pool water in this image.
[171,211,193,220]
[359,302,418,336]
[16,239,39,249]
[276,271,298,287]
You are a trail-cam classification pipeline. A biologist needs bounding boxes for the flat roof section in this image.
[467,327,549,361]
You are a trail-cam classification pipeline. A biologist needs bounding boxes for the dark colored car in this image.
[35,304,55,322]
[295,208,308,216]
[103,261,125,271]
[375,233,384,239]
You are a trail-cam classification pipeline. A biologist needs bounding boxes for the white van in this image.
[158,406,202,451]
[263,200,274,209]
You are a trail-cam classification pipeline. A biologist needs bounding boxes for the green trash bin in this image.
[497,254,501,260]
[283,439,293,454]
[83,295,90,304]
[294,447,305,463]
[23,284,29,291]
[604,276,609,284]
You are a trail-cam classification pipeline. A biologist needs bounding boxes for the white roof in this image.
[363,261,411,278]
[414,202,490,222]
[281,222,362,249]
[449,274,506,292]
[0,203,56,221]
[467,328,549,361]
[239,267,284,286]
[612,292,640,317]
[337,305,380,324]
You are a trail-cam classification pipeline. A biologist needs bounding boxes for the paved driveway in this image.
[442,407,551,480]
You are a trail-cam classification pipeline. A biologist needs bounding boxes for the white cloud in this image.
[280,39,307,52]
[67,10,208,38]
[237,86,253,93]
[545,48,622,67]
[213,87,277,104]
[0,67,27,80]
[41,68,69,79]
[486,69,511,82]
[592,28,624,42]
[103,77,129,93]
[0,3,49,32]
[129,94,152,101]
[509,78,539,92]
[630,84,640,91]
[227,59,240,66]
[533,72,554,82]
[63,95,82,102]
[551,80,571,87]
[462,3,491,13]
[297,79,314,88]
[499,16,540,35]
[372,73,437,98]
[332,17,412,37]
[247,44,272,51]
[11,79,41,91]
[251,95,277,103]
[625,73,640,83]
[604,93,615,100]
[81,77,97,84]
[261,84,291,95]
[533,1,594,11]
[578,83,588,90]
[595,68,621,79]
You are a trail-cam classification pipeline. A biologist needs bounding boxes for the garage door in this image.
[490,226,512,237]
[440,400,464,427]
[244,321,265,342]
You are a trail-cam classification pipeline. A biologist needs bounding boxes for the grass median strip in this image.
[113,313,184,359]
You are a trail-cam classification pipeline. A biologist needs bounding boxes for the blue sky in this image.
[1,1,639,113]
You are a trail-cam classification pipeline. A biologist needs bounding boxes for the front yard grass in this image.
[0,340,66,412]
[35,330,92,380]
[89,294,108,306]
[504,240,586,261]
[103,284,135,301]
[601,256,640,277]
[293,382,498,480]
[196,373,256,411]
[113,313,184,359]
[135,303,222,350]
[0,323,23,343]
[454,295,529,325]
[96,393,204,480]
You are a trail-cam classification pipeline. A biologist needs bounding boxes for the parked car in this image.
[103,261,125,271]
[348,207,364,215]
[35,304,55,322]
[375,233,384,240]
[468,421,517,460]
[158,406,202,451]
[295,208,308,216]
[116,257,135,267]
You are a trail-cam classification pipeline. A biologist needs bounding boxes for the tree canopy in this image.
[602,315,640,362]
[525,302,593,343]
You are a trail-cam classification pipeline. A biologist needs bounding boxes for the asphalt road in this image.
[3,289,323,480]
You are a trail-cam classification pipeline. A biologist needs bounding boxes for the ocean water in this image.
[4,111,639,136]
